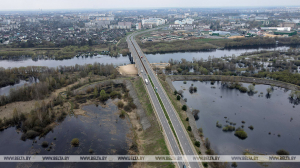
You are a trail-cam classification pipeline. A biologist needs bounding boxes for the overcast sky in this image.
[0,0,299,10]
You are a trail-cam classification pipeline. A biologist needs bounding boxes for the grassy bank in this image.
[168,75,300,91]
[148,75,183,154]
[158,77,202,155]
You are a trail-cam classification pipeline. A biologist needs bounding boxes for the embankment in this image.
[168,75,300,91]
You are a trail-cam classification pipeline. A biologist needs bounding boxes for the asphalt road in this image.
[127,29,202,168]
[127,35,184,168]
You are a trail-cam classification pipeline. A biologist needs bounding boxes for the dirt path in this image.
[117,64,138,76]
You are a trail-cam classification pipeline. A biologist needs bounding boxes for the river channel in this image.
[173,81,300,168]
[146,45,293,63]
[0,45,298,69]
[0,77,39,96]
[0,55,131,69]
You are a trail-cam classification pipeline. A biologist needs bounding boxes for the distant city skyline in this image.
[0,0,300,11]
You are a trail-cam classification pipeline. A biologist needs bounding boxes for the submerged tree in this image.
[192,109,200,120]
[248,84,255,93]
[182,105,187,111]
[266,87,272,95]
[93,88,98,98]
[99,90,108,101]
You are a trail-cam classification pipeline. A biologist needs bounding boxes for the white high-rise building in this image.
[142,18,166,27]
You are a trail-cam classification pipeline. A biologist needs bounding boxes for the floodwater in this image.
[146,46,292,63]
[0,46,296,69]
[0,55,131,68]
[173,81,300,168]
[0,99,132,168]
[0,77,39,96]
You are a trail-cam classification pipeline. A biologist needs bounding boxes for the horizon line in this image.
[0,6,300,12]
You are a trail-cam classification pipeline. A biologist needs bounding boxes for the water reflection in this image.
[146,46,291,63]
[0,77,39,96]
[0,99,132,168]
[173,81,300,168]
[0,55,130,68]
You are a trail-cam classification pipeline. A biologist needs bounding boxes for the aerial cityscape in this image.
[0,1,300,168]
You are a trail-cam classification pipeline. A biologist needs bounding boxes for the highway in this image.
[127,34,184,168]
[127,29,202,168]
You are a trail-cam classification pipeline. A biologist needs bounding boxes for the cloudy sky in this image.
[0,0,299,10]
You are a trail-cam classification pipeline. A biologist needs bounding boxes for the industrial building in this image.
[261,27,291,31]
[274,31,297,36]
[211,31,231,37]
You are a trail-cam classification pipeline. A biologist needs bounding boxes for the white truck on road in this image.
[145,79,149,85]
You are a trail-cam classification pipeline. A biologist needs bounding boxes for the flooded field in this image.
[173,81,300,168]
[0,99,132,168]
[0,77,39,96]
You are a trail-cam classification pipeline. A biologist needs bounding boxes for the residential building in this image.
[255,17,269,25]
[169,24,194,30]
[96,16,114,21]
[136,23,141,30]
[174,18,194,25]
[110,22,131,29]
[280,22,296,28]
[142,18,166,27]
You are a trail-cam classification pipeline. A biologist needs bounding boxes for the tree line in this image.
[166,56,300,87]
[137,36,300,54]
[0,63,119,106]
[0,45,93,60]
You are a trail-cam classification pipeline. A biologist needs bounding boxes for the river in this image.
[0,55,131,69]
[146,46,293,63]
[0,45,297,97]
[0,45,297,69]
[0,99,132,168]
[173,81,300,168]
